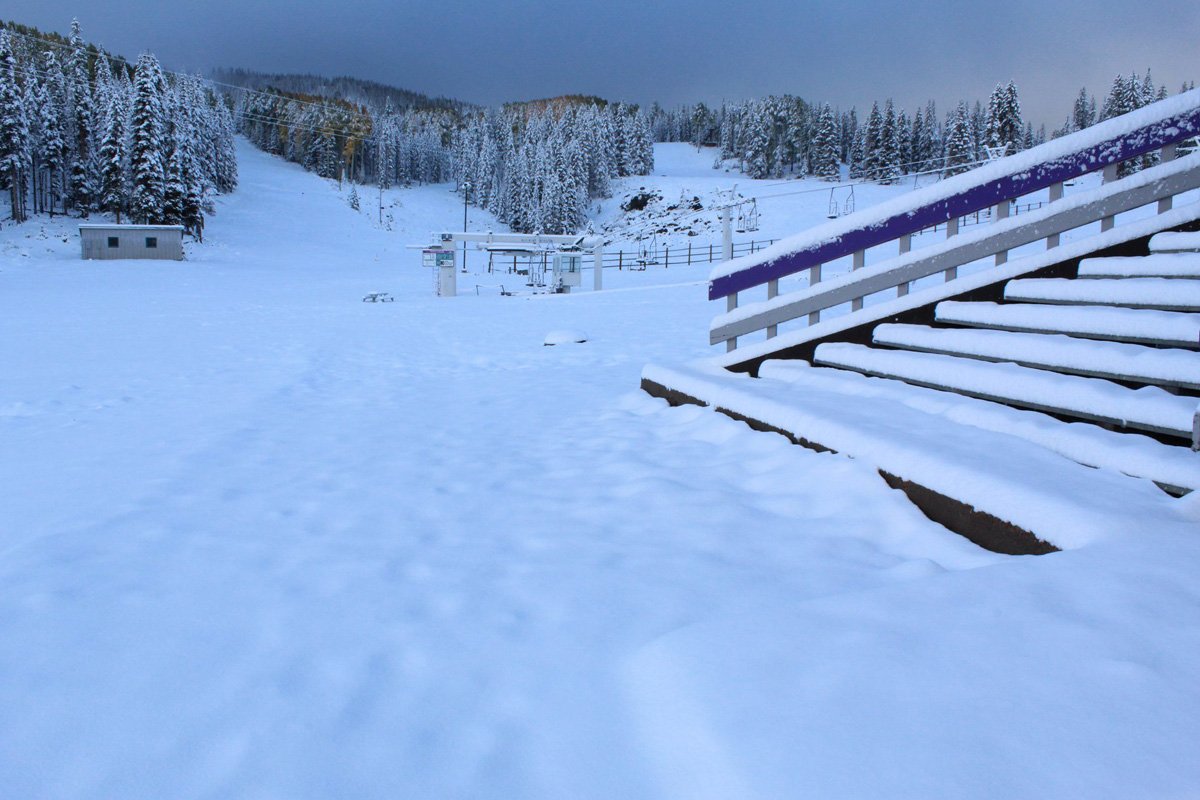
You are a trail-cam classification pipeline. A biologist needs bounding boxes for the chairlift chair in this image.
[744,199,759,232]
[843,186,856,216]
[828,187,839,218]
[983,143,1011,162]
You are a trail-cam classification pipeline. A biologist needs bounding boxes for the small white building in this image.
[80,224,185,261]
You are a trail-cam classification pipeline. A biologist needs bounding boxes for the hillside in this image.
[211,66,470,113]
[1,140,1198,799]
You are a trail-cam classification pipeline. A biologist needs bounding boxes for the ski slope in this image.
[1,139,1198,799]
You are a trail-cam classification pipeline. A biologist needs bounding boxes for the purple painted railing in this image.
[709,103,1200,301]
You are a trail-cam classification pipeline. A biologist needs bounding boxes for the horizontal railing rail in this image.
[709,90,1200,306]
[710,155,1200,346]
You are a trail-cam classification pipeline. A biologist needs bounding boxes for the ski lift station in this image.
[79,224,185,260]
[418,231,604,297]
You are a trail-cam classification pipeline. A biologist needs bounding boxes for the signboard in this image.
[422,248,455,268]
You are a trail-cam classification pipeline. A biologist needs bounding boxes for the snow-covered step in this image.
[1149,231,1200,253]
[1004,277,1200,312]
[643,362,1197,552]
[1077,254,1200,279]
[813,342,1198,440]
[872,324,1200,391]
[758,359,1200,494]
[935,301,1200,349]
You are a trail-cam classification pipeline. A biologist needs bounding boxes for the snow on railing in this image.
[710,88,1200,355]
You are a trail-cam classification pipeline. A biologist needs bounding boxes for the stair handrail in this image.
[709,154,1200,350]
[709,89,1200,305]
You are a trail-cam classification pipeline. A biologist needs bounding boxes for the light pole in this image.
[461,180,472,273]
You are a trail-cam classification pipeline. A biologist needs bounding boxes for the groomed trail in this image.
[1,140,1198,799]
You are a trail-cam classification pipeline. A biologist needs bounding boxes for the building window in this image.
[145,237,158,249]
[107,236,119,248]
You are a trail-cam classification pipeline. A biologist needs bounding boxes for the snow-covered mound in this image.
[543,329,588,345]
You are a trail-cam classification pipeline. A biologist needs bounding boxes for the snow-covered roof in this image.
[78,224,185,231]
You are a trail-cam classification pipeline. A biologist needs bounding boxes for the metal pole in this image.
[721,207,733,261]
[462,181,471,272]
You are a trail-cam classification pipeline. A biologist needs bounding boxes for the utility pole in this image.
[461,180,472,272]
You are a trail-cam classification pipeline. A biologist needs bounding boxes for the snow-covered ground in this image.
[2,140,1199,799]
[596,143,932,269]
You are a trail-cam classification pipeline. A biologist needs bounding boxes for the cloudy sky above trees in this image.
[8,0,1197,124]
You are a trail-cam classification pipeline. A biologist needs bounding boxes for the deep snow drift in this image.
[1,140,1198,799]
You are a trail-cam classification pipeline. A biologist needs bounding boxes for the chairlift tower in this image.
[414,231,605,296]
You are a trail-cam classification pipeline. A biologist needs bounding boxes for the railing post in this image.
[767,279,779,338]
[808,264,822,325]
[1046,182,1064,249]
[851,250,865,311]
[1101,164,1119,231]
[1159,143,1179,213]
[994,200,1010,265]
[594,245,604,291]
[897,235,912,297]
[944,217,959,281]
[726,293,738,352]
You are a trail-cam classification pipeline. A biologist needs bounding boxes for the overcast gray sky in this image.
[6,1,1197,125]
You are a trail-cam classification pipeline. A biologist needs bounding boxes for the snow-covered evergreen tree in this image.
[1069,87,1095,133]
[66,20,96,213]
[810,104,840,181]
[129,53,167,224]
[0,30,29,222]
[985,81,1022,154]
[1101,74,1137,121]
[98,75,128,223]
[162,145,186,225]
[862,102,883,180]
[37,51,67,216]
[943,102,974,177]
[743,101,772,179]
[877,99,901,183]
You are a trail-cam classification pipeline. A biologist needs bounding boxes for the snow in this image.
[543,329,588,345]
[594,142,925,263]
[760,358,1200,493]
[1149,229,1200,252]
[872,323,1200,389]
[641,361,1197,548]
[1078,253,1200,278]
[4,139,1200,798]
[1006,276,1200,309]
[936,300,1200,347]
[814,342,1197,438]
